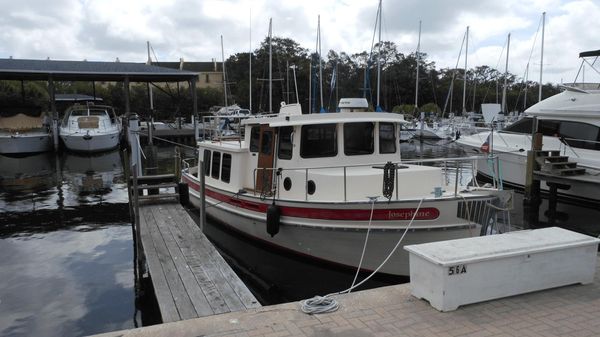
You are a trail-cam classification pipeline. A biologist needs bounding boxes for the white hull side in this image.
[60,131,120,152]
[0,132,52,154]
[183,173,484,277]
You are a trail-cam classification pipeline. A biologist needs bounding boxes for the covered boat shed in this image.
[0,58,200,148]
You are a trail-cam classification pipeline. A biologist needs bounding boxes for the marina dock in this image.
[135,201,260,322]
[95,252,600,337]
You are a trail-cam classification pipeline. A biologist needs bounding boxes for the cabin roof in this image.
[0,58,198,82]
[579,49,600,58]
[242,112,407,127]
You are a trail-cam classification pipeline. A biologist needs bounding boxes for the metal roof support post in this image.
[48,75,59,151]
[124,76,131,115]
[191,79,198,141]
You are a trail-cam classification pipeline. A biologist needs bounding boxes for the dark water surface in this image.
[1,141,598,336]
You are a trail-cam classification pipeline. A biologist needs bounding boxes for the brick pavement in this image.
[95,254,600,337]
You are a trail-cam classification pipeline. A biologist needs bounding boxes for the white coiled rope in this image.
[300,198,425,314]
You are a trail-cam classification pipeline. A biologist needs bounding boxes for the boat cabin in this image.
[61,104,118,130]
[197,99,445,201]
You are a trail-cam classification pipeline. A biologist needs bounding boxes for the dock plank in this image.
[138,210,180,323]
[142,206,197,321]
[152,205,216,317]
[167,205,257,310]
[137,202,260,324]
[168,205,260,310]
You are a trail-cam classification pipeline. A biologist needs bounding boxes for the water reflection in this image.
[0,150,138,337]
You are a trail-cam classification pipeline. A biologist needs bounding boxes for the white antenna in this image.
[539,12,545,102]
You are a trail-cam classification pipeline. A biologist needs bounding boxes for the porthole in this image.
[307,180,316,195]
[283,177,292,191]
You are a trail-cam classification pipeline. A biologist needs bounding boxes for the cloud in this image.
[0,0,598,83]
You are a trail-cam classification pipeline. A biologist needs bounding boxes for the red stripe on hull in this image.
[183,174,440,221]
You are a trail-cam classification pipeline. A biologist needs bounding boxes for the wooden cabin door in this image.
[256,125,275,194]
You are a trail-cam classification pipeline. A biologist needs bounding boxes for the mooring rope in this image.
[299,198,425,315]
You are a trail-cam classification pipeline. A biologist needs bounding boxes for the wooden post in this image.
[524,117,542,227]
[48,75,59,151]
[124,76,131,114]
[123,149,134,222]
[199,160,206,230]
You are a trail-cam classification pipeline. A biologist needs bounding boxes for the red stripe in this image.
[183,174,440,221]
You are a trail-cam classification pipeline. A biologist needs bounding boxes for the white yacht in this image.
[456,86,600,203]
[0,109,52,154]
[59,103,121,152]
[181,98,511,277]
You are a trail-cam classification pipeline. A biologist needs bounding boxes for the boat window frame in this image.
[300,123,338,158]
[221,153,232,183]
[277,126,294,160]
[203,149,211,176]
[344,122,374,156]
[211,151,221,179]
[249,126,260,152]
[379,122,396,154]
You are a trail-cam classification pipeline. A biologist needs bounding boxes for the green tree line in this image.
[0,37,560,120]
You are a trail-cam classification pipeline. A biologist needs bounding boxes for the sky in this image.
[1,0,599,84]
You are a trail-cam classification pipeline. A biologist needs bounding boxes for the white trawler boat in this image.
[181,98,510,277]
[59,103,121,152]
[0,107,52,154]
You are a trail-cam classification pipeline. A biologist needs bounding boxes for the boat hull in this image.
[460,141,600,204]
[0,131,52,154]
[182,173,491,277]
[60,131,120,152]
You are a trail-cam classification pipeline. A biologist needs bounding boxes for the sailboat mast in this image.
[539,12,545,102]
[249,9,252,112]
[269,18,272,113]
[414,20,421,111]
[502,33,510,114]
[318,15,324,112]
[462,26,469,114]
[221,35,228,109]
[376,0,382,111]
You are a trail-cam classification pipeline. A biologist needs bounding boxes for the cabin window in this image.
[300,124,337,158]
[261,130,273,155]
[503,118,533,134]
[278,126,293,160]
[539,120,561,137]
[205,74,210,83]
[250,126,260,152]
[221,153,232,183]
[379,123,396,154]
[211,151,221,179]
[344,122,374,156]
[559,121,600,150]
[203,150,211,176]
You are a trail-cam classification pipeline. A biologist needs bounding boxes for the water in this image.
[1,141,599,336]
[0,151,140,337]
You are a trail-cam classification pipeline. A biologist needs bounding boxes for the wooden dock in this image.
[136,201,261,322]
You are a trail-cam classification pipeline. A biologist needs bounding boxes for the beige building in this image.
[153,59,223,89]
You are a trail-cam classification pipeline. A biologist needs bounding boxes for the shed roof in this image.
[0,58,198,82]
